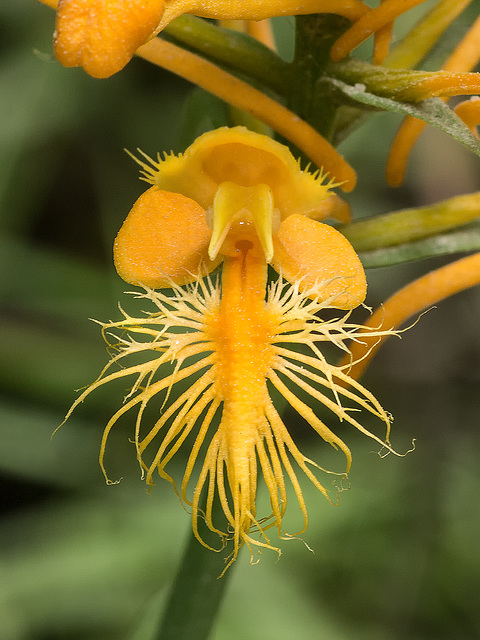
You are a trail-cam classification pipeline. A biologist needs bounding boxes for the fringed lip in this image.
[59,272,404,569]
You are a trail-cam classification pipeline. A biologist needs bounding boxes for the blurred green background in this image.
[1,2,480,639]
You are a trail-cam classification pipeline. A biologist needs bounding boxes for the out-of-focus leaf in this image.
[0,234,116,322]
[155,500,235,640]
[125,590,165,640]
[0,493,181,640]
[0,400,100,488]
[0,315,106,407]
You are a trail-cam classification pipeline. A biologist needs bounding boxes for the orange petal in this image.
[454,97,480,139]
[114,187,220,287]
[330,0,426,63]
[443,13,480,73]
[54,0,165,78]
[272,214,366,310]
[373,21,393,65]
[372,0,393,65]
[135,126,336,219]
[340,251,480,381]
[156,0,371,32]
[246,19,276,51]
[306,193,352,223]
[385,115,426,187]
[385,10,480,186]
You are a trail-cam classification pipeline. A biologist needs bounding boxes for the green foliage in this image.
[325,73,480,159]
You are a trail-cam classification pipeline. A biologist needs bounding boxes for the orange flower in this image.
[63,127,397,569]
[43,0,372,77]
[53,0,165,78]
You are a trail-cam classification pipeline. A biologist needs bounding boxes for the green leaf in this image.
[340,190,480,267]
[125,590,166,640]
[0,493,182,640]
[358,222,480,269]
[340,192,480,252]
[322,77,480,159]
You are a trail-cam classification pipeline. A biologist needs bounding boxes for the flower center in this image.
[207,181,280,261]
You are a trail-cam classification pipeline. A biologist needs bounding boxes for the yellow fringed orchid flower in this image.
[42,0,373,77]
[53,0,166,78]
[63,127,398,570]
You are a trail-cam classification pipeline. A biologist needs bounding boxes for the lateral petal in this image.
[114,187,220,287]
[273,214,366,309]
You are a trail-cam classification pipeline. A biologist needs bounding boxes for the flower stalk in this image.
[156,496,235,640]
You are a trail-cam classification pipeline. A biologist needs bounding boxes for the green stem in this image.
[358,222,480,269]
[340,192,480,252]
[156,504,235,640]
[292,14,351,139]
[163,15,290,96]
[326,58,479,103]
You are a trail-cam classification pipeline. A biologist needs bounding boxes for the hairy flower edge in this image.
[59,273,406,570]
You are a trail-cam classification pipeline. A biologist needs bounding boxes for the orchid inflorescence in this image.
[37,0,480,569]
